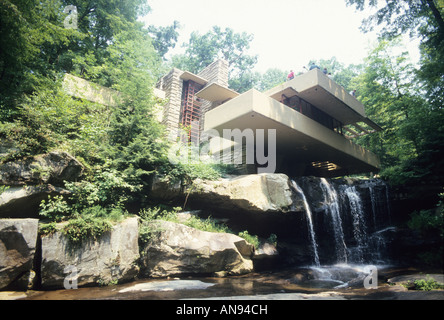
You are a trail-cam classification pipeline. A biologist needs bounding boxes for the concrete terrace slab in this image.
[204,89,380,177]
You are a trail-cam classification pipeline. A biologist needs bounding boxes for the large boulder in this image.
[0,219,39,290]
[151,173,307,239]
[0,151,83,218]
[151,173,298,213]
[0,185,70,219]
[140,220,254,278]
[0,151,84,187]
[187,173,295,213]
[40,217,139,289]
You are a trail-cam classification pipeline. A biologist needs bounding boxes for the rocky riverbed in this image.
[1,152,442,301]
[2,266,442,300]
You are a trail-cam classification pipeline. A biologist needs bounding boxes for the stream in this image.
[13,265,443,300]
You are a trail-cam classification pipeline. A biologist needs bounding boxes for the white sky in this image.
[141,0,420,73]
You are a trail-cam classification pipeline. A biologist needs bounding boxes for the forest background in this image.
[0,0,442,257]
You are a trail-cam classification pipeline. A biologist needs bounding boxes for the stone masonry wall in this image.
[157,60,229,142]
[157,68,184,140]
[197,60,229,141]
[197,59,229,88]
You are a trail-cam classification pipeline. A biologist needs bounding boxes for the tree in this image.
[170,26,258,92]
[1,0,169,210]
[147,20,180,60]
[0,0,81,115]
[345,0,443,38]
[255,68,288,92]
[345,0,444,109]
[100,27,169,201]
[308,57,364,91]
[351,38,444,187]
[0,0,153,116]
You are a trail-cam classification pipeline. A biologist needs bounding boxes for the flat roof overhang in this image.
[204,89,381,177]
[264,69,378,128]
[196,82,240,102]
[180,71,208,86]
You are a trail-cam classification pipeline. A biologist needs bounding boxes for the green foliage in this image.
[170,26,258,92]
[139,206,230,234]
[404,276,444,291]
[267,233,278,247]
[66,168,139,211]
[38,167,132,246]
[252,68,288,92]
[97,278,119,287]
[38,222,58,236]
[165,161,223,186]
[38,167,136,223]
[138,206,180,245]
[0,185,10,195]
[138,206,261,248]
[238,231,260,249]
[147,20,181,59]
[39,195,71,222]
[0,0,83,113]
[346,0,444,188]
[406,192,444,267]
[347,38,444,188]
[408,208,444,236]
[413,277,444,291]
[408,192,444,236]
[0,77,110,164]
[61,216,113,246]
[39,202,125,246]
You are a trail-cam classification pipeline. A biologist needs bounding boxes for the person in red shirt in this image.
[287,70,295,81]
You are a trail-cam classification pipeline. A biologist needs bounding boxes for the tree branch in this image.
[425,0,444,37]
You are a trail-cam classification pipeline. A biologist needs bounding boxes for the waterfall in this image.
[369,185,378,230]
[367,180,392,231]
[290,177,392,270]
[343,185,368,263]
[290,180,320,267]
[319,178,348,264]
[288,177,393,288]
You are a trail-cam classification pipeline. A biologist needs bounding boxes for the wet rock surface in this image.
[7,267,443,300]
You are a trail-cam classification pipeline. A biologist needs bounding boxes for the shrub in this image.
[238,230,260,249]
[62,216,113,246]
[138,206,261,248]
[412,276,444,291]
[39,195,72,222]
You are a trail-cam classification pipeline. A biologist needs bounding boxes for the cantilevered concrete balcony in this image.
[265,69,382,133]
[204,87,381,177]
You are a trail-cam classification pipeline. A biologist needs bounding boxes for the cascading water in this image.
[343,185,368,263]
[369,185,378,229]
[292,177,394,289]
[290,180,320,267]
[367,179,392,230]
[319,178,348,264]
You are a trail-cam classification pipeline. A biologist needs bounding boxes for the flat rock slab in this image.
[188,291,346,300]
[119,280,215,293]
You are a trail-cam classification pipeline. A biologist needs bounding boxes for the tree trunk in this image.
[425,0,444,37]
